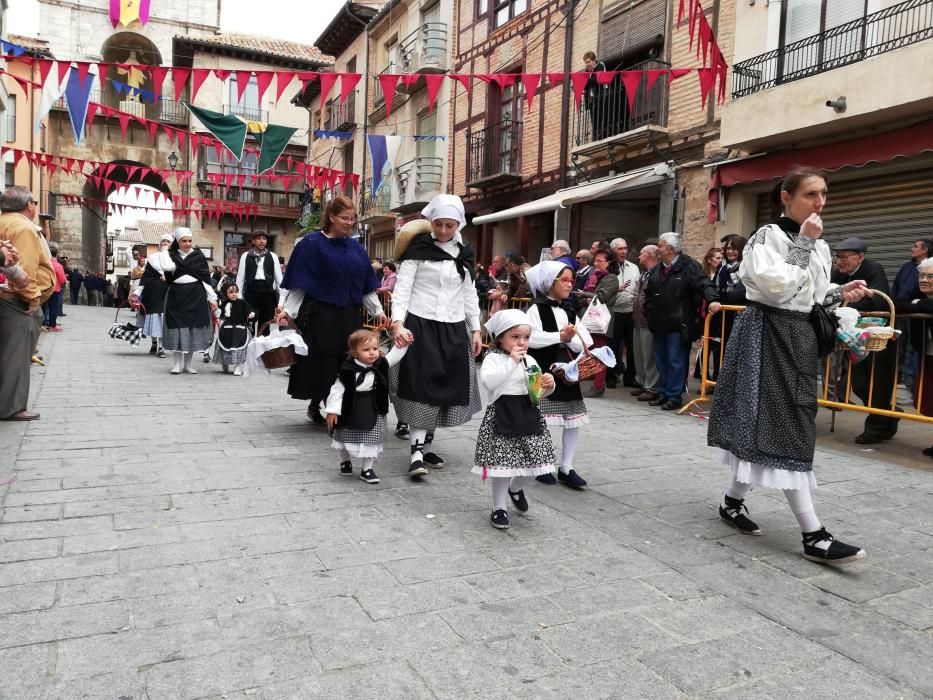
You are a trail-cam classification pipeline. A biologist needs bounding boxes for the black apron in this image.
[347,391,378,431]
[493,394,543,436]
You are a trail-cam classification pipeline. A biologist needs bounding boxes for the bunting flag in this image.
[35,63,70,133]
[110,78,156,103]
[368,134,388,193]
[110,0,151,28]
[253,124,298,174]
[64,64,98,145]
[315,129,353,140]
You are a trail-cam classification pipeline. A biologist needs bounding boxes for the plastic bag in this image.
[525,363,545,405]
[581,297,611,335]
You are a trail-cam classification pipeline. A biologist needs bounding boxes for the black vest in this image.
[528,301,584,402]
[244,252,276,293]
[336,356,390,429]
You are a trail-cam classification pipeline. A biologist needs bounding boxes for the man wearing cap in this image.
[831,236,900,444]
[236,232,282,335]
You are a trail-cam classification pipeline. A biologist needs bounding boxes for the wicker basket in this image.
[257,321,299,369]
[843,290,896,353]
[552,329,606,385]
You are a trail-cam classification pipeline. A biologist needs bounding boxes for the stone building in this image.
[26,0,330,273]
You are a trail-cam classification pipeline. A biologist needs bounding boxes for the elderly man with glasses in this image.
[0,187,55,421]
[549,239,579,272]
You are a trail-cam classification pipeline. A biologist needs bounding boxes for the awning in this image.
[707,121,933,223]
[472,164,672,225]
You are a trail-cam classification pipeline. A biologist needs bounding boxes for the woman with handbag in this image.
[276,195,387,425]
[574,249,618,398]
[526,260,595,489]
[708,167,873,565]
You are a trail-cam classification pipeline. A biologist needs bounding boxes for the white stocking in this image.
[491,477,511,511]
[509,476,529,493]
[182,351,193,370]
[172,351,184,372]
[784,487,823,535]
[725,480,753,503]
[560,428,581,474]
[360,458,375,472]
[409,428,428,462]
[337,447,351,463]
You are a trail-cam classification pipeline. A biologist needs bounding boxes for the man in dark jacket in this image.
[831,237,900,444]
[645,233,720,410]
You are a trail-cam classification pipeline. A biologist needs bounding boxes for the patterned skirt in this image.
[538,397,589,428]
[142,312,164,339]
[471,404,556,478]
[332,414,387,459]
[708,302,819,487]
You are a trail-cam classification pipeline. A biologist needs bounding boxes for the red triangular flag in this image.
[148,66,169,99]
[255,71,274,104]
[86,103,99,130]
[697,68,716,108]
[645,69,667,93]
[190,69,211,102]
[339,73,362,104]
[37,59,53,87]
[297,72,318,91]
[678,0,686,27]
[234,71,252,103]
[64,157,76,174]
[424,74,445,112]
[570,72,589,108]
[449,74,472,94]
[326,168,339,190]
[163,125,176,145]
[214,69,231,82]
[351,173,360,193]
[213,142,224,163]
[318,72,339,105]
[546,72,565,86]
[126,165,140,182]
[521,73,541,110]
[668,68,692,84]
[378,74,402,117]
[698,13,711,65]
[237,174,246,187]
[595,71,615,86]
[172,67,190,102]
[75,62,92,87]
[491,73,517,90]
[117,113,131,139]
[620,71,642,113]
[146,120,159,143]
[401,74,421,89]
[176,130,187,151]
[57,61,71,85]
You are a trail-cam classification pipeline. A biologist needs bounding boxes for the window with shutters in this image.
[780,0,868,76]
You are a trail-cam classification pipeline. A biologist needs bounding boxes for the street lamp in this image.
[167,151,179,170]
[167,151,189,227]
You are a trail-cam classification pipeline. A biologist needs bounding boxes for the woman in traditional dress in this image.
[391,194,483,478]
[708,167,873,565]
[276,195,387,424]
[161,228,217,374]
[131,234,172,358]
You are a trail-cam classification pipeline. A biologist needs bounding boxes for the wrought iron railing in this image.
[396,22,449,72]
[360,177,394,219]
[373,63,396,109]
[225,104,268,122]
[466,118,522,184]
[572,59,669,148]
[194,183,301,209]
[325,95,355,131]
[733,0,933,98]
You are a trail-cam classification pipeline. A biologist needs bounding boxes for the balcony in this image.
[325,95,356,132]
[466,119,523,189]
[195,182,302,218]
[393,156,444,213]
[53,89,189,124]
[359,177,396,224]
[570,60,670,158]
[722,0,933,149]
[733,0,933,98]
[395,23,449,87]
[370,63,398,121]
[224,104,268,123]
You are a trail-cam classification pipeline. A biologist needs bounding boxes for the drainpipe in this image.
[345,6,371,247]
[558,0,578,190]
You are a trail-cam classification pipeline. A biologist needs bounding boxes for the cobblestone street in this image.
[1,305,932,699]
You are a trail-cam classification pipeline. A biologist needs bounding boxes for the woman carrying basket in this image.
[276,196,387,424]
[708,167,874,565]
[526,260,596,489]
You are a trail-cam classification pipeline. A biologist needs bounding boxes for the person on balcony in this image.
[583,51,610,141]
[236,231,282,336]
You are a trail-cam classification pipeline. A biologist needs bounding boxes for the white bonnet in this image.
[525,261,572,298]
[484,309,532,339]
[173,227,193,242]
[421,194,466,237]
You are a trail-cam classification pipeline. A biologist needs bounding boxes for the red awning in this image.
[708,121,933,223]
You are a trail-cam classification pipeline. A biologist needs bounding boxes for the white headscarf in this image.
[159,233,174,244]
[421,194,466,243]
[173,227,193,242]
[525,261,571,298]
[484,309,532,340]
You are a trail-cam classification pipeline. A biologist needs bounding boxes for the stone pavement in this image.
[1,304,932,699]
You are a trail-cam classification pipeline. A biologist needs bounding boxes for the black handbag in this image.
[809,303,838,358]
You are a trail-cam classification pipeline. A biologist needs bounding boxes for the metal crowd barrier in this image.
[681,303,932,426]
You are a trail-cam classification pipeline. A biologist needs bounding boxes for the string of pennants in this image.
[60,193,261,223]
[677,0,729,104]
[1,147,361,193]
[2,58,730,118]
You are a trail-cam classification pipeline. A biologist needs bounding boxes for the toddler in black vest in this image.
[323,329,406,484]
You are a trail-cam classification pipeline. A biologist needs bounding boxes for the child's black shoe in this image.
[339,461,353,477]
[359,468,379,484]
[490,509,510,529]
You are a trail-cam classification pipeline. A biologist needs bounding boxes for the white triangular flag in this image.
[35,62,72,133]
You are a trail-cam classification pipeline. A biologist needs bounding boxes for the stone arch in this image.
[99,32,163,119]
[81,160,172,272]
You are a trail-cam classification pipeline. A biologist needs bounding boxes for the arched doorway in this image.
[99,32,164,120]
[82,160,172,274]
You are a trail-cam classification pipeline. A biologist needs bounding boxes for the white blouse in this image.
[391,239,482,331]
[479,351,555,405]
[527,302,594,353]
[322,346,407,415]
[741,224,839,312]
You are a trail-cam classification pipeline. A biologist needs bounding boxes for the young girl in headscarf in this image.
[526,261,595,489]
[132,233,174,359]
[390,194,483,478]
[475,309,557,529]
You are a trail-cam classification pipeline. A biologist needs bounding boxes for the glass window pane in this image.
[513,0,527,15]
[496,6,509,27]
[478,0,488,15]
[785,0,822,44]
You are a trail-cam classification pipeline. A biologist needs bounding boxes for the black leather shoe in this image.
[648,396,666,407]
[508,489,528,512]
[923,446,933,458]
[854,432,884,445]
[535,473,557,485]
[661,400,683,411]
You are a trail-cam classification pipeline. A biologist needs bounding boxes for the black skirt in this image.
[165,282,211,330]
[396,314,470,406]
[287,297,363,401]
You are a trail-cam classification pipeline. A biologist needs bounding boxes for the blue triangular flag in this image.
[64,67,97,144]
[368,134,388,193]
